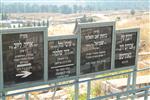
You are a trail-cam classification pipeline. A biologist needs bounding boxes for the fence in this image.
[0,66,149,100]
[0,25,149,100]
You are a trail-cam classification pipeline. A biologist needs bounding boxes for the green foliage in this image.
[1,1,148,14]
[1,13,8,20]
[63,86,74,100]
[73,5,78,13]
[66,70,129,99]
[131,9,135,15]
[60,5,72,14]
[79,93,87,100]
[66,86,87,100]
[116,16,121,21]
[50,5,59,13]
[91,80,104,97]
[96,69,129,80]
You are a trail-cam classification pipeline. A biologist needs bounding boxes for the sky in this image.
[1,0,149,9]
[1,0,150,3]
[1,0,149,6]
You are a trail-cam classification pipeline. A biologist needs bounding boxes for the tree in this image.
[116,16,121,21]
[78,5,83,13]
[2,13,8,20]
[60,5,72,14]
[73,5,78,13]
[85,5,93,11]
[32,4,40,13]
[50,5,59,13]
[38,21,41,26]
[41,5,49,12]
[130,9,135,15]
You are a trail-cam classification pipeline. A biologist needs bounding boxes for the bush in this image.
[130,9,135,15]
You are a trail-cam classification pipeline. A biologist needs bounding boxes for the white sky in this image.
[2,0,149,3]
[1,0,149,6]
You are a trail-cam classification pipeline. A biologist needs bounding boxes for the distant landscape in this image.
[1,0,149,14]
[1,1,150,100]
[1,0,150,76]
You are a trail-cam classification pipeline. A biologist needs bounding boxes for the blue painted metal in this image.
[90,86,150,100]
[0,67,149,100]
[0,32,4,92]
[75,79,79,100]
[144,89,149,100]
[25,93,29,100]
[87,81,91,100]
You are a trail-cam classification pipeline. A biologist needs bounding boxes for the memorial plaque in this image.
[115,31,137,68]
[48,39,77,79]
[2,32,44,86]
[80,26,113,74]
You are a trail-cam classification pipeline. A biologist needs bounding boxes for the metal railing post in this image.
[144,89,148,100]
[2,92,5,100]
[127,73,131,99]
[131,67,137,100]
[116,95,121,100]
[25,93,29,100]
[75,79,79,100]
[87,81,91,100]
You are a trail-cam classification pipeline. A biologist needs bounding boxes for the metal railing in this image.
[0,67,150,100]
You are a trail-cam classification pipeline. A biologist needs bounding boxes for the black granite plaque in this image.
[48,39,77,79]
[81,26,113,74]
[115,32,137,68]
[2,32,44,86]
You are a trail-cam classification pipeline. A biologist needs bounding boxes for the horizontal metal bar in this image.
[4,82,75,97]
[2,70,133,96]
[137,67,150,72]
[90,86,150,100]
[0,27,47,34]
[80,65,150,83]
[116,28,140,34]
[78,21,115,29]
[48,34,78,40]
[1,67,149,97]
[3,68,132,93]
[79,70,133,83]
[3,66,149,92]
[116,90,150,100]
[4,76,78,92]
[79,66,134,79]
